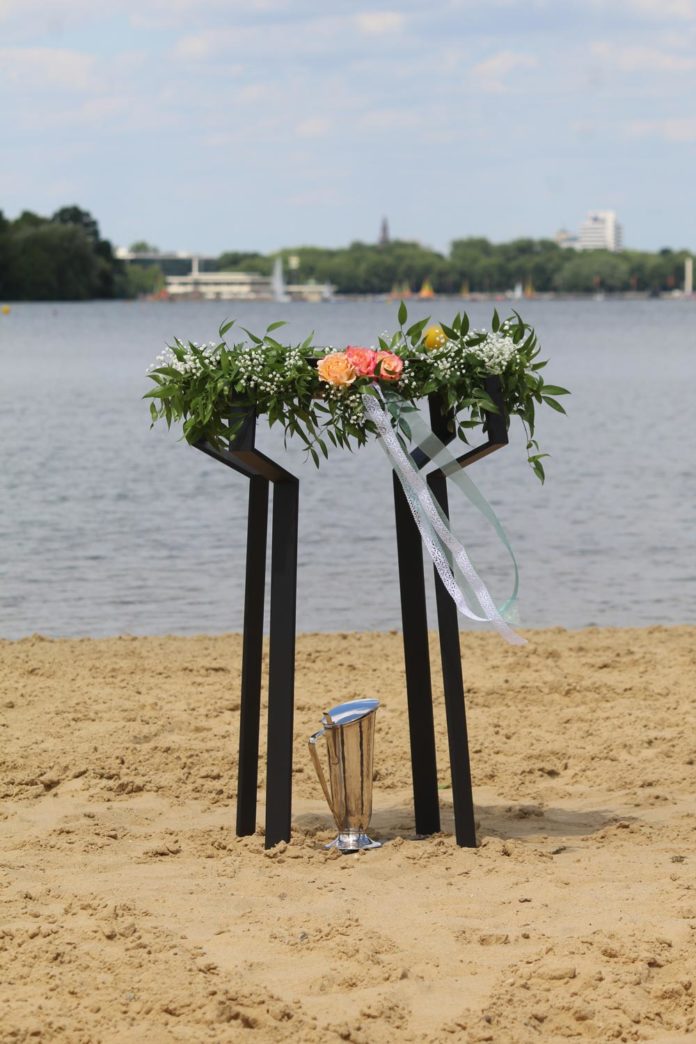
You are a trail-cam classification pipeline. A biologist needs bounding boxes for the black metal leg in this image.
[236,476,269,836]
[393,474,441,836]
[428,472,477,848]
[264,478,299,848]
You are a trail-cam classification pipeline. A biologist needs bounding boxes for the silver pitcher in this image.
[308,698,381,853]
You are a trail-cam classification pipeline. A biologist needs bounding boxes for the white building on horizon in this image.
[554,228,579,250]
[577,211,623,252]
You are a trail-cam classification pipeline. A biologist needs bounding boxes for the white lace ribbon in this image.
[363,393,526,646]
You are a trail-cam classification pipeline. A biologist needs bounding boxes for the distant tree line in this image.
[0,204,692,300]
[0,206,127,300]
[220,239,693,296]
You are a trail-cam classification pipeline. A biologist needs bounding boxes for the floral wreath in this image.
[146,303,568,482]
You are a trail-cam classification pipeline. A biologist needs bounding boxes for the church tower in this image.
[378,217,390,246]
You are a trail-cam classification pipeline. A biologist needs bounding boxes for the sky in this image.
[1,0,696,255]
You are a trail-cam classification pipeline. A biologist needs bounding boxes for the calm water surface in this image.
[1,298,694,637]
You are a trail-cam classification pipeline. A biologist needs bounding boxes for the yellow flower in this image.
[423,324,446,351]
[317,352,358,386]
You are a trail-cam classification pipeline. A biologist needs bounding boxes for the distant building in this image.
[115,248,219,277]
[577,211,623,252]
[554,228,579,250]
[378,217,390,246]
[166,266,274,301]
[117,248,333,300]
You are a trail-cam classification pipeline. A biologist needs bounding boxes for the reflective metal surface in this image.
[308,698,381,853]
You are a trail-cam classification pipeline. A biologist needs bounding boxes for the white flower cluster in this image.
[235,340,307,395]
[146,341,220,376]
[282,345,305,373]
[465,332,519,374]
[397,359,416,392]
[326,386,366,428]
[235,345,282,395]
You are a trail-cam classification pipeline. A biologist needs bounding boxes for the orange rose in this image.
[375,351,404,381]
[423,325,446,350]
[317,352,358,386]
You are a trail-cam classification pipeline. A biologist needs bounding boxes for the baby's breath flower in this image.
[466,333,519,374]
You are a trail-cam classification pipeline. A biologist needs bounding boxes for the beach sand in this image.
[1,627,694,1042]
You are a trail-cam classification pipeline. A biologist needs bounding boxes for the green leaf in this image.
[151,366,182,378]
[406,318,428,343]
[398,417,412,441]
[474,394,499,413]
[531,458,546,483]
[542,396,567,414]
[540,384,570,396]
[219,319,235,337]
[398,300,408,325]
[267,320,287,332]
[491,309,500,333]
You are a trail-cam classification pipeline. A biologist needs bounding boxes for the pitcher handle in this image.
[308,728,336,820]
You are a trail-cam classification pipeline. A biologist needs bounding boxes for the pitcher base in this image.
[325,831,381,853]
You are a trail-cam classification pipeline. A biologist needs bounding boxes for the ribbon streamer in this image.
[363,393,525,646]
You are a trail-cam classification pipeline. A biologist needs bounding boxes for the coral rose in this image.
[375,351,404,382]
[345,346,378,377]
[317,352,357,386]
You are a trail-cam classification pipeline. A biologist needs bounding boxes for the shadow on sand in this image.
[294,799,632,845]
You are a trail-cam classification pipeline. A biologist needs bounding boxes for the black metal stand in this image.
[392,377,508,846]
[196,376,507,850]
[196,413,298,849]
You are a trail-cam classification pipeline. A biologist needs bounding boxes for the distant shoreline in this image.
[2,290,695,306]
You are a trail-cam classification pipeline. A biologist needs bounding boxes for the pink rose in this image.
[345,346,378,377]
[375,350,404,382]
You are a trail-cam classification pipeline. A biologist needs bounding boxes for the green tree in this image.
[553,251,631,293]
[125,263,165,297]
[52,205,100,245]
[6,223,99,300]
[219,251,273,275]
[129,240,160,254]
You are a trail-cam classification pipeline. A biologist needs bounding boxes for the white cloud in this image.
[295,117,331,138]
[626,117,696,141]
[0,47,95,91]
[355,11,404,35]
[172,16,350,62]
[359,108,423,131]
[614,0,696,18]
[470,50,537,92]
[591,41,696,72]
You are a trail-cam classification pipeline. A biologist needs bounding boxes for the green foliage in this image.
[212,237,693,295]
[125,263,165,297]
[219,251,274,276]
[52,206,100,245]
[129,240,159,254]
[0,205,124,301]
[145,306,569,480]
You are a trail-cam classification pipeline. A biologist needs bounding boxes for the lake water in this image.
[1,298,694,638]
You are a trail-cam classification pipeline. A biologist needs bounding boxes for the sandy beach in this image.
[1,626,694,1042]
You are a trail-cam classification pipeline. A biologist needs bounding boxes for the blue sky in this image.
[1,0,695,254]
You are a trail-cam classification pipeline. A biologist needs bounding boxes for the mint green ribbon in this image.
[402,403,520,623]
